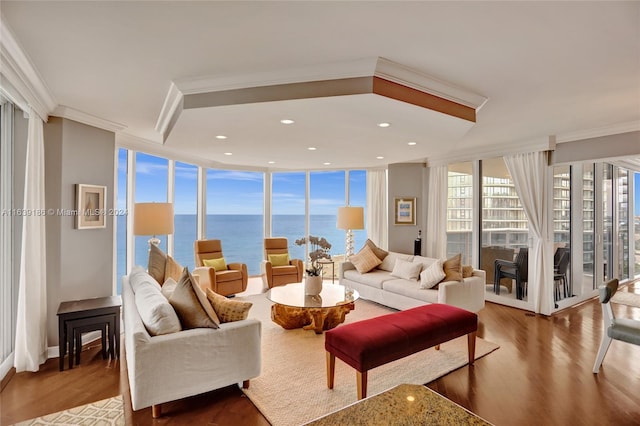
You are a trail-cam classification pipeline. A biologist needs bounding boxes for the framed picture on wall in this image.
[394,197,416,225]
[76,184,107,229]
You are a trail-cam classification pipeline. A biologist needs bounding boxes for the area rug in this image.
[611,290,640,308]
[13,395,124,426]
[238,293,499,426]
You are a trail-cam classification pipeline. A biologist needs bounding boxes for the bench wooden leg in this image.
[242,380,250,389]
[468,331,477,365]
[152,404,162,418]
[356,370,367,400]
[326,351,335,389]
[435,344,440,350]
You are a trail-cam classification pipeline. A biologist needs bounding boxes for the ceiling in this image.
[1,1,639,170]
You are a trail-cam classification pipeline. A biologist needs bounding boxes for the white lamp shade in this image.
[337,206,364,230]
[133,202,174,236]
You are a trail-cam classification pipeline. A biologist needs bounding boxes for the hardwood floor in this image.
[2,284,639,426]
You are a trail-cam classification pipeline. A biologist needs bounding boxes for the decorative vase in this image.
[305,275,323,296]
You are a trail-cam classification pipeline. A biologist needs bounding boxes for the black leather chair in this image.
[494,248,528,300]
[553,248,570,301]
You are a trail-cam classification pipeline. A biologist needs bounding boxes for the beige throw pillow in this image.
[147,243,167,285]
[206,288,253,323]
[169,267,220,329]
[420,260,446,289]
[442,253,463,282]
[135,282,182,336]
[462,265,474,278]
[164,255,183,283]
[391,259,422,280]
[350,245,382,274]
[364,239,388,261]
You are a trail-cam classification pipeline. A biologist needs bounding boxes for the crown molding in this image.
[0,17,56,121]
[426,136,553,167]
[555,120,640,143]
[52,105,126,133]
[154,82,183,141]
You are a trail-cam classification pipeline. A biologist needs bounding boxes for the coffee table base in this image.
[271,302,355,334]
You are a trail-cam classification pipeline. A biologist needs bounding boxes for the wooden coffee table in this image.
[267,283,359,334]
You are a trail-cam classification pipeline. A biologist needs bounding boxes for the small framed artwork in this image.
[76,184,107,229]
[394,197,416,225]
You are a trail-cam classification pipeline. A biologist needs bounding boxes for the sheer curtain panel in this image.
[426,165,447,258]
[366,170,388,249]
[504,151,554,314]
[14,108,47,372]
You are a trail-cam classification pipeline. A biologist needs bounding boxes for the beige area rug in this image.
[611,290,640,308]
[238,294,499,426]
[13,396,124,426]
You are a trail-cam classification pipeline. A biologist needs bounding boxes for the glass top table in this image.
[267,283,359,333]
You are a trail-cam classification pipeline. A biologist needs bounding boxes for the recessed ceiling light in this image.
[376,156,384,160]
[268,161,275,164]
[308,147,317,151]
[216,135,227,140]
[280,119,294,125]
[408,141,417,146]
[224,152,232,156]
[377,122,391,128]
[323,162,331,166]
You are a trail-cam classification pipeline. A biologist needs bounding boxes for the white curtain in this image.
[425,165,447,259]
[504,152,553,315]
[366,170,388,249]
[14,108,47,372]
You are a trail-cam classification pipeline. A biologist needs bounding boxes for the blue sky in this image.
[118,149,366,215]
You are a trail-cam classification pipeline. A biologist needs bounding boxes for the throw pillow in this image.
[169,267,220,329]
[420,260,446,289]
[391,258,422,280]
[442,253,463,282]
[462,265,474,278]
[268,253,290,267]
[129,266,160,293]
[134,281,182,336]
[349,245,382,274]
[147,243,167,285]
[364,239,388,261]
[379,252,414,272]
[161,277,178,299]
[164,255,183,282]
[203,257,228,271]
[206,288,253,323]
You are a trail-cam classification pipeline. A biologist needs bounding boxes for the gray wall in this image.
[44,117,115,346]
[387,163,426,255]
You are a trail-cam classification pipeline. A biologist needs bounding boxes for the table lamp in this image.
[337,206,364,257]
[133,202,174,246]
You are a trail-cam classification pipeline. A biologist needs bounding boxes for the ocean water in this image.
[117,215,366,289]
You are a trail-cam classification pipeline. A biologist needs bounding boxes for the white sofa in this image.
[339,251,485,312]
[122,269,261,415]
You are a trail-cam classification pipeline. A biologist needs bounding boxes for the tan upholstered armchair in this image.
[261,237,303,289]
[193,239,248,296]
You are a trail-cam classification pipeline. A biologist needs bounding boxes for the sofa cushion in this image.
[343,269,395,289]
[350,245,382,274]
[147,243,167,284]
[442,253,463,282]
[462,265,474,278]
[272,265,298,276]
[203,257,228,271]
[169,267,220,329]
[411,255,437,271]
[128,266,160,293]
[161,277,178,299]
[364,239,388,261]
[379,252,414,272]
[382,279,439,304]
[206,288,253,323]
[391,258,422,280]
[420,260,446,289]
[165,255,183,282]
[134,280,182,336]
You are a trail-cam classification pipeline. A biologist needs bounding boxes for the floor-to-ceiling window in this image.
[309,171,345,257]
[553,165,571,300]
[447,162,473,264]
[272,172,306,261]
[635,172,640,277]
[349,170,367,252]
[616,168,630,280]
[480,158,529,302]
[115,148,128,293]
[602,164,614,283]
[173,162,198,269]
[134,153,169,267]
[206,170,264,275]
[582,164,595,290]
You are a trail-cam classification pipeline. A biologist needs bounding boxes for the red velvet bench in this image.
[325,303,478,399]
